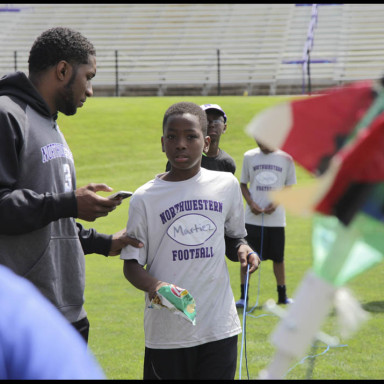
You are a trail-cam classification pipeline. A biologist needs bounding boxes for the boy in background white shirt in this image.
[236,140,297,308]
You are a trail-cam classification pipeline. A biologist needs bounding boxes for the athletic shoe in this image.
[277,297,294,305]
[236,298,248,308]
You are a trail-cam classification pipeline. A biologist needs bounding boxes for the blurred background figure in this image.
[0,264,106,380]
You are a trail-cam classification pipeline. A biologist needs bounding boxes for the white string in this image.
[239,263,250,380]
[247,213,264,314]
[239,213,264,379]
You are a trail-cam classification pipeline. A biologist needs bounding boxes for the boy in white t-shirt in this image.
[236,140,297,308]
[120,101,260,380]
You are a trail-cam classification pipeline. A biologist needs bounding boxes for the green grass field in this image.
[58,96,384,380]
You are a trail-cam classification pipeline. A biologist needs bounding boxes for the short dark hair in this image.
[28,27,96,74]
[163,102,208,135]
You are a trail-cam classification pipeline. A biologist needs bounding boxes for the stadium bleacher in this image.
[1,3,384,96]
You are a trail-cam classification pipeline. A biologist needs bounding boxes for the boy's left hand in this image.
[238,244,260,275]
[264,202,277,214]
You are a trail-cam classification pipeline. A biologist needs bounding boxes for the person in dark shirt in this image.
[200,103,236,174]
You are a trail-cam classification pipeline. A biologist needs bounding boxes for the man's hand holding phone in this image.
[75,184,133,222]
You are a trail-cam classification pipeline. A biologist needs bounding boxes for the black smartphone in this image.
[107,191,133,200]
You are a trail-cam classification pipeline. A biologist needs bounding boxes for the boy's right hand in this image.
[249,201,264,215]
[75,183,122,221]
[149,281,170,301]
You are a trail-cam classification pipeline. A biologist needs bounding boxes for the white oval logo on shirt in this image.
[167,214,217,246]
[256,171,277,186]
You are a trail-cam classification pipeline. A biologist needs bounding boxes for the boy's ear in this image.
[161,136,165,152]
[204,135,211,152]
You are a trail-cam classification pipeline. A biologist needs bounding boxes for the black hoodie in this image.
[0,72,111,323]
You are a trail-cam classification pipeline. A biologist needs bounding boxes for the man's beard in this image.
[59,70,78,116]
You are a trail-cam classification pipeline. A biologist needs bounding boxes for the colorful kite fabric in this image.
[312,209,384,287]
[315,112,384,224]
[246,80,374,175]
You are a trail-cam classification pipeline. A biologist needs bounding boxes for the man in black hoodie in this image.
[0,27,142,342]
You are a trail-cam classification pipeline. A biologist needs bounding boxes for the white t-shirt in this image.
[240,148,297,227]
[120,168,246,349]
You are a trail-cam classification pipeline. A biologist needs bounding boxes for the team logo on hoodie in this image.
[41,142,74,163]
